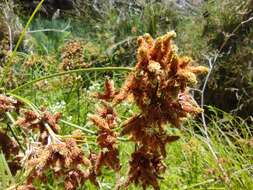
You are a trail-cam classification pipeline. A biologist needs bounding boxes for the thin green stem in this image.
[0,0,45,87]
[9,67,133,93]
[61,120,96,135]
[7,93,38,112]
[182,179,215,189]
[5,112,25,153]
[0,151,15,184]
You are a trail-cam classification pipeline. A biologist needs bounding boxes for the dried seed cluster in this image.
[124,147,166,190]
[16,109,61,144]
[59,40,87,71]
[113,31,208,189]
[0,94,21,114]
[26,138,91,190]
[89,79,120,175]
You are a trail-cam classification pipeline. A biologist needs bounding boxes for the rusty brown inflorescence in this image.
[0,94,22,114]
[89,79,120,175]
[26,138,91,190]
[113,31,208,189]
[114,31,207,126]
[60,40,87,71]
[16,109,61,144]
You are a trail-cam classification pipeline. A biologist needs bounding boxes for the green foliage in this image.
[29,18,71,54]
[173,0,253,117]
[201,0,253,117]
[0,152,15,189]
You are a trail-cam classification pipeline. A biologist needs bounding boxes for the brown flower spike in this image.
[89,80,120,175]
[95,78,117,101]
[124,147,166,190]
[114,31,207,126]
[114,32,208,189]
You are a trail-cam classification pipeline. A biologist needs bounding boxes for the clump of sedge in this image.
[4,31,207,190]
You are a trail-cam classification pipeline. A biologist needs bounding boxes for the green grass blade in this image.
[0,0,45,87]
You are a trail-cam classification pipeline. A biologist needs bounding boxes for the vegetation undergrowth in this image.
[0,0,253,190]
